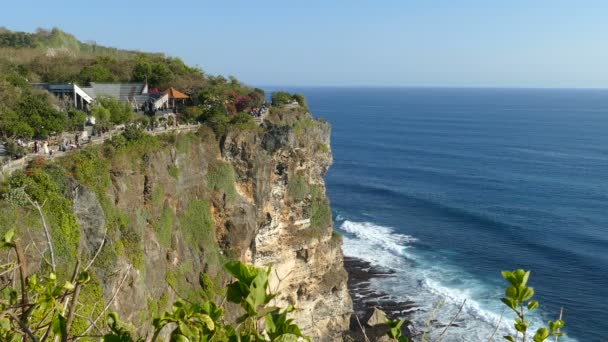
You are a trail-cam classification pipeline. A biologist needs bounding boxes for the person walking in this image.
[43,141,49,155]
[34,141,39,153]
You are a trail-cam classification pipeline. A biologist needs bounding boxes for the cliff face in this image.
[8,110,351,340]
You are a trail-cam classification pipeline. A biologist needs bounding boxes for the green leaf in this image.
[0,317,11,331]
[3,229,15,244]
[224,260,257,283]
[521,271,530,287]
[533,327,549,342]
[170,333,190,342]
[503,336,516,342]
[527,301,539,311]
[501,298,517,311]
[273,334,300,342]
[226,282,246,304]
[514,269,526,285]
[521,287,535,301]
[63,281,75,291]
[77,271,91,284]
[505,286,518,299]
[52,314,67,337]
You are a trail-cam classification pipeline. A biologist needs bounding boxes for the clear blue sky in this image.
[2,0,607,88]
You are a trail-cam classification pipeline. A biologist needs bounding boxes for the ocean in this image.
[265,87,608,341]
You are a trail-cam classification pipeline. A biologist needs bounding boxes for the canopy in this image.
[164,87,190,99]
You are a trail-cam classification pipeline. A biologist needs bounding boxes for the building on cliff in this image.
[32,82,172,114]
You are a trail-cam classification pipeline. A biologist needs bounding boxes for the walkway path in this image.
[0,124,201,181]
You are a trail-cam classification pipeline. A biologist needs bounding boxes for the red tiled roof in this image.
[164,87,189,99]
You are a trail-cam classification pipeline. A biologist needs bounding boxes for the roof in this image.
[85,83,146,100]
[164,87,189,99]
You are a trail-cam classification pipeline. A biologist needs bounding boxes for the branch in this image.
[421,297,444,342]
[354,313,370,342]
[76,265,132,340]
[555,307,563,342]
[486,307,506,342]
[14,240,29,320]
[25,195,56,272]
[24,225,53,268]
[7,311,40,342]
[63,282,82,342]
[83,225,107,272]
[436,299,466,341]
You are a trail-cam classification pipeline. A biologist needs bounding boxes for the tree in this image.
[91,104,111,130]
[66,108,87,131]
[0,107,35,139]
[95,96,133,125]
[182,106,203,123]
[18,92,66,137]
[79,63,114,83]
[292,93,307,107]
[271,91,293,106]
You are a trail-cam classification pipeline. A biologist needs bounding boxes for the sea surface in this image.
[265,87,608,341]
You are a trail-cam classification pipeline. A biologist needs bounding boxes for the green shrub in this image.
[207,162,237,201]
[271,91,293,106]
[293,116,314,136]
[310,185,331,231]
[318,143,330,153]
[292,93,307,107]
[288,175,309,201]
[154,206,174,249]
[230,112,256,130]
[179,200,220,266]
[167,164,179,180]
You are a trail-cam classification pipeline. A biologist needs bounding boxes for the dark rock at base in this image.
[343,256,416,341]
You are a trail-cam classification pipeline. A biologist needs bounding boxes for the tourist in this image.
[43,141,49,155]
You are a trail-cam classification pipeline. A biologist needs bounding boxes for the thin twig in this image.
[421,297,445,342]
[486,307,506,342]
[25,195,55,272]
[24,227,52,268]
[83,225,107,272]
[14,240,28,320]
[76,265,132,340]
[555,307,563,342]
[7,312,40,342]
[436,299,466,341]
[354,313,370,342]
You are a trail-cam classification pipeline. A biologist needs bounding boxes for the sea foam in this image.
[337,218,577,341]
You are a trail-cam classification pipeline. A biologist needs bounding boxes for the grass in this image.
[287,174,309,201]
[168,164,180,180]
[293,117,314,136]
[154,206,174,249]
[310,185,332,231]
[207,162,237,201]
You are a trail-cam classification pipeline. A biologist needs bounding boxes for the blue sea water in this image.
[266,87,608,341]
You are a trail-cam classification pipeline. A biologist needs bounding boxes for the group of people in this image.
[32,141,51,155]
[249,104,268,118]
[30,133,85,155]
[58,134,82,152]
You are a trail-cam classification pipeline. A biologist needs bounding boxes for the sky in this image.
[2,0,608,88]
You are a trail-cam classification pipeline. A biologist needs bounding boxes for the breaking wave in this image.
[336,218,577,342]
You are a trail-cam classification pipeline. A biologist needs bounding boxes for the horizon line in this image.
[253,84,608,91]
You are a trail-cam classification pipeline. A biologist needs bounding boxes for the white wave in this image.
[338,219,578,341]
[340,220,416,256]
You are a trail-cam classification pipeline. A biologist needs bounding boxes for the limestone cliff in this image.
[1,108,352,340]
